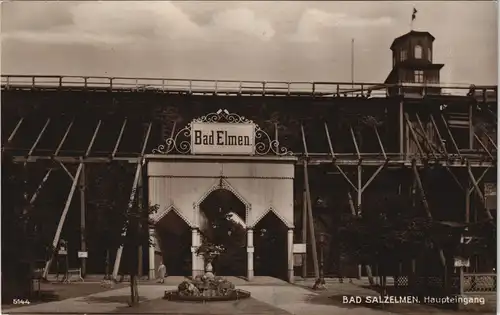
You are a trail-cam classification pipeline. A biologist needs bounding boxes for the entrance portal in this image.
[156,210,192,276]
[199,188,247,277]
[254,211,289,280]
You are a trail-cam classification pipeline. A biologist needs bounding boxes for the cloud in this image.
[2,1,275,45]
[291,8,393,42]
[1,1,497,84]
[209,8,275,41]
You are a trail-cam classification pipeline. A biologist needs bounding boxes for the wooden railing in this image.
[461,273,497,293]
[1,74,497,99]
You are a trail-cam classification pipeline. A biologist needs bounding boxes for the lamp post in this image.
[313,233,329,290]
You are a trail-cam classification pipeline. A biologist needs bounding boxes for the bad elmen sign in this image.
[191,122,255,155]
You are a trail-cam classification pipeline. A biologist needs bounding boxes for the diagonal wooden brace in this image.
[405,113,426,158]
[42,163,83,279]
[112,123,153,279]
[467,163,494,220]
[361,164,385,193]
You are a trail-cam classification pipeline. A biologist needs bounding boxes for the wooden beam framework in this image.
[300,124,320,280]
[28,118,51,157]
[411,160,447,268]
[473,133,494,160]
[28,120,74,205]
[112,122,153,280]
[42,121,102,279]
[467,162,494,220]
[440,113,462,158]
[5,117,24,147]
[112,119,127,159]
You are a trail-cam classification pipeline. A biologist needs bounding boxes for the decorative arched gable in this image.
[251,205,293,229]
[154,203,194,228]
[193,178,252,227]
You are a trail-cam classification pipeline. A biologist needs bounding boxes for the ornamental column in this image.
[191,228,202,277]
[191,228,197,278]
[247,229,254,281]
[148,228,156,280]
[287,229,294,283]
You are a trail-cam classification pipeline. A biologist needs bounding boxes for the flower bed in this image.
[163,275,251,302]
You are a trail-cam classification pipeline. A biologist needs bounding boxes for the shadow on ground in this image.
[84,295,148,305]
[112,297,292,314]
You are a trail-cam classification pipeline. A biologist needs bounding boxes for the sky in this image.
[1,1,498,85]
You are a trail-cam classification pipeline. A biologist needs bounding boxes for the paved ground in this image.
[3,277,496,315]
[2,281,127,311]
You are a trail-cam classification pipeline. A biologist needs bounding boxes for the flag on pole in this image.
[412,8,418,21]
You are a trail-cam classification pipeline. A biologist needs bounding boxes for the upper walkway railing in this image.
[1,74,497,99]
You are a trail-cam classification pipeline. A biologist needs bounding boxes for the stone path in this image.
[4,278,495,315]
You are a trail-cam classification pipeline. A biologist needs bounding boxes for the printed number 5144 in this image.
[13,299,30,305]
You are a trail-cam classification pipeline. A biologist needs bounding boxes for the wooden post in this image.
[357,165,362,215]
[303,162,320,279]
[465,180,471,224]
[469,104,474,150]
[399,101,404,157]
[466,115,473,224]
[301,190,307,278]
[356,164,362,278]
[137,165,144,277]
[80,163,87,278]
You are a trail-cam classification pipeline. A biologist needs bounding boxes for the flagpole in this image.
[411,7,417,31]
[351,38,354,90]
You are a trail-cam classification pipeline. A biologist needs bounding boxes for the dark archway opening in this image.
[156,211,192,276]
[254,211,288,280]
[199,188,247,277]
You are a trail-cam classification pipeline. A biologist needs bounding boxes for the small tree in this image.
[119,199,158,306]
[1,152,54,301]
[88,162,158,306]
[88,162,133,278]
[338,194,434,296]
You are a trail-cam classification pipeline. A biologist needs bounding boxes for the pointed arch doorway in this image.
[253,210,289,280]
[155,210,192,276]
[199,188,247,277]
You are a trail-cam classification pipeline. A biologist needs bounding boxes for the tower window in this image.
[428,47,432,62]
[414,70,424,83]
[415,45,422,59]
[401,49,408,61]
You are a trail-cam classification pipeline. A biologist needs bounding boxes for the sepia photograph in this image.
[1,1,498,314]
